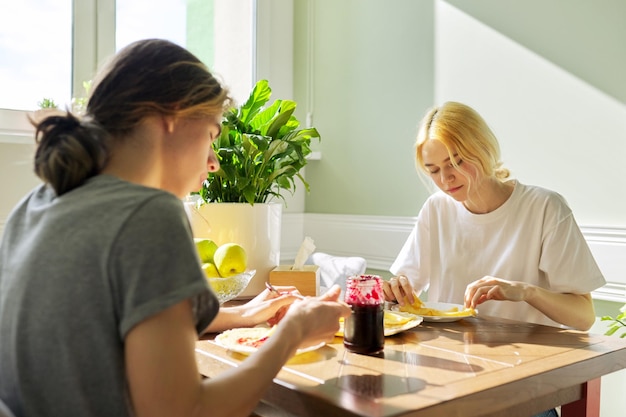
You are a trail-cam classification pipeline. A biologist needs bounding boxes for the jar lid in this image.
[345,274,383,305]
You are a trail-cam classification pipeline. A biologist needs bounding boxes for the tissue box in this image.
[269,265,320,297]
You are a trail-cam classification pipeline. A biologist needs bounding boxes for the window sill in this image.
[307,151,321,161]
[0,109,34,145]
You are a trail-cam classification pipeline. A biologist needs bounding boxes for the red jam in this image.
[343,275,384,354]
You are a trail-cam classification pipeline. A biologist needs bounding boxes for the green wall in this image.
[294,0,435,216]
[294,0,626,217]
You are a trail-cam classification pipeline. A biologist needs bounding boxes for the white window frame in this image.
[0,0,293,145]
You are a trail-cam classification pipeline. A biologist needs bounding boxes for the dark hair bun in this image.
[33,112,109,195]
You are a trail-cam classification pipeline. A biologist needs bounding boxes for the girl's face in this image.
[163,116,221,198]
[421,139,479,203]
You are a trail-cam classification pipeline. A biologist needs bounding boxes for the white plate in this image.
[336,310,423,337]
[391,302,476,322]
[384,312,424,335]
[214,327,325,355]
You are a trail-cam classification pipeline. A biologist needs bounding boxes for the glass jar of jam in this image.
[343,274,384,354]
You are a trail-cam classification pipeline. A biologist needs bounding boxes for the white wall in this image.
[0,111,39,233]
[434,1,626,227]
[255,0,307,214]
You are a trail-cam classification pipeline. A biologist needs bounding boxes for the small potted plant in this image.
[602,303,626,338]
[188,79,320,297]
[36,81,92,116]
[196,79,320,205]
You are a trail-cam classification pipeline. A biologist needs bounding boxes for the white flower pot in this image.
[185,202,282,298]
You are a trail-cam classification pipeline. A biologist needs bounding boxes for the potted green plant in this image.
[36,81,92,115]
[602,303,626,338]
[187,79,320,298]
[196,79,320,205]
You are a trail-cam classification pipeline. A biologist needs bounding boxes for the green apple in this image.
[201,262,221,278]
[194,238,218,263]
[213,243,247,277]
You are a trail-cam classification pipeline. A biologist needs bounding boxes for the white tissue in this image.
[293,237,316,270]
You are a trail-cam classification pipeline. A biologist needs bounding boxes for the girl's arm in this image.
[125,287,350,417]
[203,285,301,333]
[464,276,596,330]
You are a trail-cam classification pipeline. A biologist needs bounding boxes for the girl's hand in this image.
[280,285,352,349]
[382,275,415,306]
[245,284,301,305]
[464,276,527,308]
[237,285,303,325]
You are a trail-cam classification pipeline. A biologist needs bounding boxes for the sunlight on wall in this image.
[435,1,626,227]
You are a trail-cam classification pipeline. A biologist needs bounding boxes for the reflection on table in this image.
[196,316,626,417]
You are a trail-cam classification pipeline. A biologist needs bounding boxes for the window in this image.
[116,0,187,51]
[116,0,254,105]
[0,0,72,111]
[0,0,257,144]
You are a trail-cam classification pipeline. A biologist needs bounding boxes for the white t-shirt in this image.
[390,180,606,328]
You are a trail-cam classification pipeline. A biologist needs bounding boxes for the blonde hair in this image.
[415,101,509,183]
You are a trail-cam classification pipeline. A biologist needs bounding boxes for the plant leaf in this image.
[199,80,320,205]
[250,100,281,133]
[265,101,296,138]
[605,325,620,336]
[239,80,271,125]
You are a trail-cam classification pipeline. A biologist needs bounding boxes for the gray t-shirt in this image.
[0,175,219,417]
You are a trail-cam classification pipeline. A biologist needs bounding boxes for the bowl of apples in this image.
[206,270,256,304]
[196,239,255,304]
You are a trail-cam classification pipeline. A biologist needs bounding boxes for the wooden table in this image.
[195,316,626,417]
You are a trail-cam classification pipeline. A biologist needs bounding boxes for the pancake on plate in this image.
[214,326,324,355]
[336,310,423,337]
[396,295,476,322]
